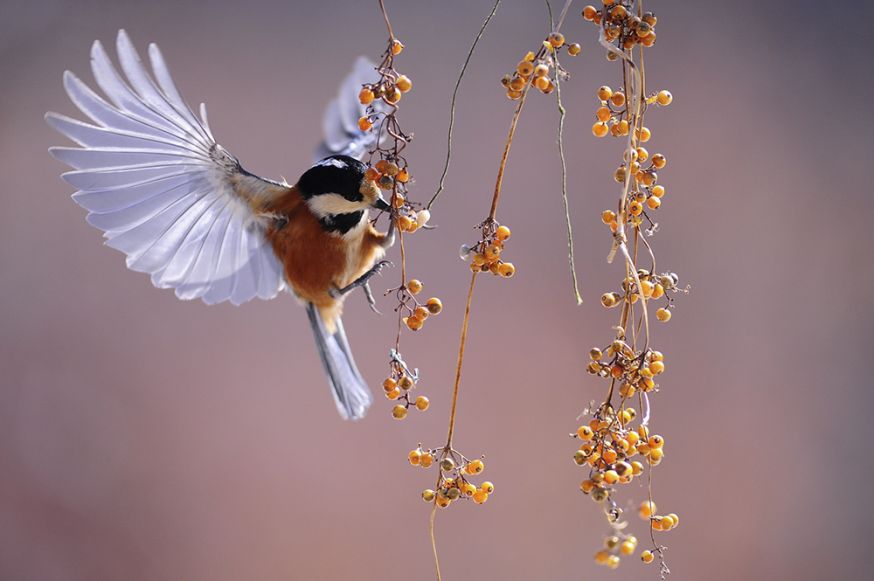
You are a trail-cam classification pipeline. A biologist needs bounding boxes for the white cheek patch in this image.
[307,193,367,218]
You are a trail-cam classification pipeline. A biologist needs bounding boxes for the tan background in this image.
[1,1,872,580]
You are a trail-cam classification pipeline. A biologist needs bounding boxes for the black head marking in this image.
[297,155,367,202]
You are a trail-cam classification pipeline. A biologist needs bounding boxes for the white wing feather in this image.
[47,30,289,306]
[314,56,384,162]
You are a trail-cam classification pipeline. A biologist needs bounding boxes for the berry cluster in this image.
[500,33,580,100]
[582,2,659,50]
[358,27,443,422]
[412,447,493,508]
[462,223,515,278]
[575,1,683,575]
[598,269,683,324]
[383,349,430,420]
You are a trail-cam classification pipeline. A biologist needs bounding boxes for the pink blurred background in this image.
[2,1,872,580]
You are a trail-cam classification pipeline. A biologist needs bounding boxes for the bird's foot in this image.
[331,260,393,301]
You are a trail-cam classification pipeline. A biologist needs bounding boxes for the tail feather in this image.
[306,303,372,420]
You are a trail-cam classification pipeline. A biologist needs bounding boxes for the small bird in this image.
[46,30,395,420]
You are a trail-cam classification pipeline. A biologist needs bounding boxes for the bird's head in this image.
[298,155,389,234]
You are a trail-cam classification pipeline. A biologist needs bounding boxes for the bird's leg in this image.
[362,282,380,314]
[381,215,396,249]
[330,260,393,300]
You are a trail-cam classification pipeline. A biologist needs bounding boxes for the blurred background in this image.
[1,0,872,580]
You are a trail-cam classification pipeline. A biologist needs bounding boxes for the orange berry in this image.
[414,306,430,320]
[415,396,430,411]
[383,378,398,392]
[548,32,565,48]
[597,85,613,101]
[495,225,512,240]
[568,43,582,56]
[404,316,424,331]
[409,450,422,465]
[466,459,484,475]
[396,75,412,93]
[358,88,375,105]
[651,153,666,169]
[656,308,671,322]
[426,297,443,315]
[646,196,661,210]
[397,215,413,231]
[651,185,665,198]
[592,122,609,137]
[392,405,407,419]
[407,279,423,294]
[497,262,515,278]
[611,92,626,107]
[657,90,673,106]
[391,39,404,55]
[597,106,612,122]
[472,490,488,504]
[639,500,657,519]
[358,116,373,132]
[641,550,655,564]
[583,5,598,21]
[601,209,617,224]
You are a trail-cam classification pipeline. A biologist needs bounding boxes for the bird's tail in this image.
[306,303,372,420]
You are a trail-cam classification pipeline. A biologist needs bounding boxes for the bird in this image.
[46,29,396,420]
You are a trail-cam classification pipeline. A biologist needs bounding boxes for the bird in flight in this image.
[47,30,395,420]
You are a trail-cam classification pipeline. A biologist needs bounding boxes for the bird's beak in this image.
[372,196,390,212]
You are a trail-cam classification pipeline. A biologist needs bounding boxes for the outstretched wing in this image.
[314,56,384,162]
[47,29,289,306]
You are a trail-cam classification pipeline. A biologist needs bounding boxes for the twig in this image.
[553,53,583,305]
[427,0,503,210]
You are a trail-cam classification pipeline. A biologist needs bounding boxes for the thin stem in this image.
[555,0,574,31]
[445,271,478,446]
[377,0,395,40]
[427,0,503,210]
[553,54,583,305]
[489,84,531,221]
[429,499,442,581]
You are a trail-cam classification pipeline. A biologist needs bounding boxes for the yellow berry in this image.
[396,75,412,93]
[639,500,657,518]
[391,39,404,55]
[641,550,655,564]
[651,153,666,169]
[656,308,672,322]
[652,283,665,299]
[548,32,565,48]
[646,196,661,210]
[415,395,430,411]
[657,90,673,106]
[601,209,617,224]
[466,459,484,475]
[497,262,515,278]
[358,88,375,105]
[628,201,643,216]
[404,316,424,331]
[435,495,450,508]
[597,85,613,101]
[517,60,534,77]
[495,225,512,240]
[384,87,402,104]
[534,64,550,77]
[651,185,665,198]
[649,360,665,374]
[668,513,680,527]
[385,388,401,400]
[620,540,635,555]
[638,126,652,142]
[472,490,488,504]
[409,450,422,465]
[407,279,423,294]
[392,405,407,419]
[426,297,443,315]
[577,425,594,440]
[420,453,433,468]
[592,121,609,137]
